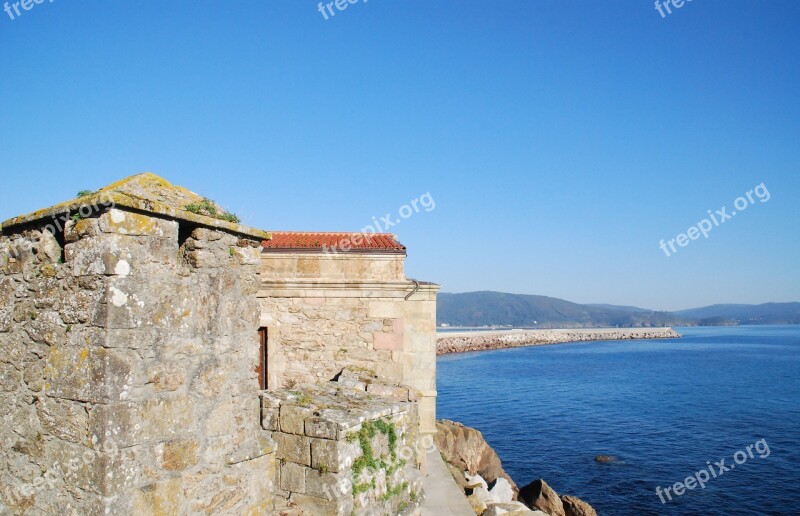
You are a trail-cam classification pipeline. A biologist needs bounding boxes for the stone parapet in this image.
[262,373,427,515]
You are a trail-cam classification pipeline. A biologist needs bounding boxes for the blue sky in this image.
[1,1,798,310]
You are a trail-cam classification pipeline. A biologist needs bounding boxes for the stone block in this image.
[89,395,196,448]
[159,438,200,471]
[289,493,346,516]
[305,468,347,500]
[273,432,311,466]
[99,209,177,238]
[205,399,236,436]
[133,477,181,515]
[190,227,225,242]
[305,417,339,440]
[45,346,141,403]
[262,406,279,431]
[310,438,359,474]
[147,361,186,392]
[373,331,403,351]
[280,404,313,435]
[368,301,402,318]
[35,397,89,444]
[281,461,307,493]
[64,218,100,243]
[366,383,409,401]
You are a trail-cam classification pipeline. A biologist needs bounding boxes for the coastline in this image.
[436,327,681,355]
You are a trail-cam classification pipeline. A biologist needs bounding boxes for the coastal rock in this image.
[561,495,597,516]
[446,462,472,490]
[467,486,494,514]
[436,419,519,499]
[594,455,617,463]
[519,479,565,516]
[466,472,489,491]
[484,501,541,515]
[489,477,515,503]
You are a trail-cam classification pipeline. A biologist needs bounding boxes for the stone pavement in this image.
[419,448,474,516]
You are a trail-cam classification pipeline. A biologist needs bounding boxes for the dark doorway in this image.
[257,327,268,390]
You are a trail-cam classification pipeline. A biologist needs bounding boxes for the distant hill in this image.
[437,291,689,328]
[585,303,652,313]
[675,302,800,325]
[437,292,800,328]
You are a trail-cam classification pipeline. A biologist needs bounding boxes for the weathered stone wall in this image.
[261,252,405,283]
[262,371,425,515]
[259,251,439,435]
[0,208,275,515]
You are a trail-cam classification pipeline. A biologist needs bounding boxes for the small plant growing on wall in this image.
[184,198,240,224]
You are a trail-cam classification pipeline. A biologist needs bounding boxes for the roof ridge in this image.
[268,230,397,236]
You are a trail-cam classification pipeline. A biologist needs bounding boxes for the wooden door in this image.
[257,327,268,390]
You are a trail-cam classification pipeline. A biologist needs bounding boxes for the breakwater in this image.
[437,327,680,354]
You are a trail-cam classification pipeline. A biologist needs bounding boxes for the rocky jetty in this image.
[436,420,596,516]
[437,327,680,354]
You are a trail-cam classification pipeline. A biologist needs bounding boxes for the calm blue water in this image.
[437,326,800,515]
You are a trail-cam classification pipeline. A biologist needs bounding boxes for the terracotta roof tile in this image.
[261,232,405,253]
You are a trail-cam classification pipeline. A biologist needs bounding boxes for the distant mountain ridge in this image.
[437,291,800,328]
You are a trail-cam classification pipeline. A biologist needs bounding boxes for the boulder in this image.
[466,472,489,491]
[445,461,472,491]
[436,419,519,499]
[594,455,617,463]
[484,501,540,515]
[519,479,565,516]
[467,486,494,514]
[561,495,597,516]
[489,477,515,504]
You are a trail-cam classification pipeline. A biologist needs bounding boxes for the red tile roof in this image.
[261,232,406,253]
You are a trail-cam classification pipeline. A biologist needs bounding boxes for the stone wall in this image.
[262,370,426,515]
[261,252,405,283]
[0,208,274,514]
[259,251,439,435]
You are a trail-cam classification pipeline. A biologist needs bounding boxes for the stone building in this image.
[0,173,439,515]
[260,231,439,435]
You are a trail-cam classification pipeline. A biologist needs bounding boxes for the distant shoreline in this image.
[436,327,681,355]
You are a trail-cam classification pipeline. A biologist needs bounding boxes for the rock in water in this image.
[561,495,597,516]
[519,479,565,516]
[436,419,519,498]
[594,455,617,463]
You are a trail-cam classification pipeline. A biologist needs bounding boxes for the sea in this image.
[436,326,800,515]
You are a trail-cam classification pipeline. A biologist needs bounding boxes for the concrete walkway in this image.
[419,448,474,516]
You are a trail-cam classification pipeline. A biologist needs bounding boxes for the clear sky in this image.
[1,1,798,311]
